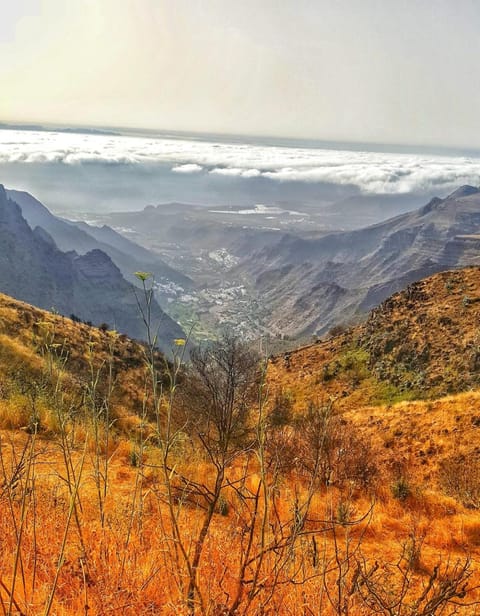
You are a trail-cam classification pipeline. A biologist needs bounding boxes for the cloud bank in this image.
[171,163,203,174]
[1,129,480,196]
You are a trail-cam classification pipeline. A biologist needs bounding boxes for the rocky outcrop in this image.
[242,186,480,337]
[6,188,192,289]
[0,186,184,352]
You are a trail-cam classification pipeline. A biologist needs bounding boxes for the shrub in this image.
[328,324,347,338]
[269,390,294,427]
[290,401,378,490]
[391,476,411,500]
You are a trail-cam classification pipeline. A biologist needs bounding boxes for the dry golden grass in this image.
[0,285,479,613]
[0,293,163,434]
[0,422,477,615]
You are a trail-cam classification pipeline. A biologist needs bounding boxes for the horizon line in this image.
[1,118,480,157]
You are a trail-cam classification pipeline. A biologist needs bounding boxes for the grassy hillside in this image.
[0,277,480,614]
[268,266,480,412]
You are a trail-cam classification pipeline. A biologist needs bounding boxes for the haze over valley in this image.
[2,160,480,345]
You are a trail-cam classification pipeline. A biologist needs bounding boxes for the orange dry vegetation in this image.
[0,281,479,614]
[0,425,480,616]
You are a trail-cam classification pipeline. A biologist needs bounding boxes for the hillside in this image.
[0,292,160,426]
[0,185,184,351]
[268,266,480,408]
[242,185,480,337]
[0,278,479,614]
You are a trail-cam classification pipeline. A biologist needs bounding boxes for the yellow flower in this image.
[134,271,152,281]
[174,338,186,346]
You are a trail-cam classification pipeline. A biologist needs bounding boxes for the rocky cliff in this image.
[0,186,185,352]
[244,186,480,337]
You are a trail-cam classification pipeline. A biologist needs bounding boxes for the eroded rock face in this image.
[6,188,192,289]
[0,185,184,352]
[240,186,480,338]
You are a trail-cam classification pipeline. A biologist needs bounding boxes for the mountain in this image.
[268,266,480,410]
[321,192,423,228]
[6,189,192,291]
[242,186,480,337]
[0,186,184,351]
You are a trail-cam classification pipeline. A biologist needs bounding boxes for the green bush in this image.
[391,477,411,500]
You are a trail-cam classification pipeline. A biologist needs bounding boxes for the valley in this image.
[76,185,480,346]
[6,181,480,351]
[70,200,329,342]
[2,177,480,615]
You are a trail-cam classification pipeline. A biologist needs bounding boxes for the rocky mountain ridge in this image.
[7,188,192,291]
[244,186,480,337]
[0,185,184,351]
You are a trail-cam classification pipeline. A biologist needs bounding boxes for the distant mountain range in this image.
[238,185,480,337]
[0,122,120,136]
[0,185,184,351]
[97,186,480,342]
[3,181,480,348]
[7,189,191,291]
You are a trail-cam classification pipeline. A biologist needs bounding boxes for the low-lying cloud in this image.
[1,128,480,196]
[172,163,203,174]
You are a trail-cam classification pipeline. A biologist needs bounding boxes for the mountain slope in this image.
[0,186,184,351]
[0,291,152,421]
[1,283,480,614]
[268,267,480,411]
[360,266,480,393]
[7,188,192,290]
[245,186,480,337]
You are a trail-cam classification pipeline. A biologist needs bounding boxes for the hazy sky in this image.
[1,0,480,147]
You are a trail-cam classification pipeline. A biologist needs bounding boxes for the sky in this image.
[1,0,480,148]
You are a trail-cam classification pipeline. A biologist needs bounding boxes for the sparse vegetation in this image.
[439,454,480,509]
[391,476,411,501]
[0,280,478,614]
